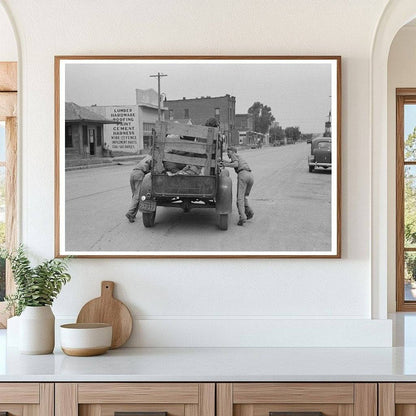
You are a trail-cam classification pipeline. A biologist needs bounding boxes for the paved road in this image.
[65,143,332,253]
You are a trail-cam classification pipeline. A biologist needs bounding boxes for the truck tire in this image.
[217,213,228,231]
[142,211,156,228]
[216,171,233,215]
[309,165,314,173]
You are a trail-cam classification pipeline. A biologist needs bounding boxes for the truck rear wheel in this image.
[217,214,228,231]
[142,211,156,228]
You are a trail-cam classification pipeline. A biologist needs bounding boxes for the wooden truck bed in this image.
[151,121,219,198]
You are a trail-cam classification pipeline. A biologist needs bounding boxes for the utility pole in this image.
[149,72,167,121]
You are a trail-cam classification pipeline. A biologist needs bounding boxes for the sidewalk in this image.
[65,155,144,171]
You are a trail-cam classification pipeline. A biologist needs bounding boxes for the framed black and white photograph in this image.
[55,56,341,258]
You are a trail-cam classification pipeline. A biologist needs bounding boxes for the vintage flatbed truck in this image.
[138,121,233,230]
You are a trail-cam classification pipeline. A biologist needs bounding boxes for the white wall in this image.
[0,3,17,61]
[0,0,394,346]
[387,25,416,312]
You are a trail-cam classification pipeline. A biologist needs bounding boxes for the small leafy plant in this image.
[1,245,71,316]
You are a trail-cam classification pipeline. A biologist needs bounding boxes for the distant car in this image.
[308,137,331,172]
[306,137,312,144]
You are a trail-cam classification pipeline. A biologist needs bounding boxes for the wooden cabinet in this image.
[55,383,215,416]
[217,383,377,416]
[379,383,416,416]
[0,383,53,416]
[0,381,385,416]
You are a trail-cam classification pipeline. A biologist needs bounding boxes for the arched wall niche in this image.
[372,0,416,319]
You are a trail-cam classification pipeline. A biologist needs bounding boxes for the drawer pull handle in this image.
[115,412,168,416]
[270,413,324,416]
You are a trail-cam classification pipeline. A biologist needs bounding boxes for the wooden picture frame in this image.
[55,56,341,258]
[396,89,416,310]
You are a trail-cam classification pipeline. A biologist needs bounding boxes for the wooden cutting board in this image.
[76,281,133,349]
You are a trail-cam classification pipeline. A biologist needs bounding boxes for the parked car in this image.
[308,137,331,172]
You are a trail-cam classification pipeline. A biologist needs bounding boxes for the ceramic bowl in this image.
[60,323,112,356]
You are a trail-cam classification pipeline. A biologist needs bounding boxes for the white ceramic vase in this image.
[19,306,55,354]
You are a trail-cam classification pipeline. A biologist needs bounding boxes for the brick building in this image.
[235,113,254,131]
[234,113,265,146]
[164,94,237,145]
[235,113,254,145]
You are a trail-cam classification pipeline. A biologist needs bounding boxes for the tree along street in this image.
[65,142,332,253]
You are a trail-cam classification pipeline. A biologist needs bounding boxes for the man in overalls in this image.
[125,154,152,223]
[221,147,254,226]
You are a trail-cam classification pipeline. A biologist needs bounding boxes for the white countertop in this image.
[2,328,416,382]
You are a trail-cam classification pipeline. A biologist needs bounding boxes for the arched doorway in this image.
[371,0,416,319]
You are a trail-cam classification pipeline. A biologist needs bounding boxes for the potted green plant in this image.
[1,245,71,354]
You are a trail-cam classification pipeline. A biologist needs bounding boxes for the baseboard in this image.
[56,317,392,347]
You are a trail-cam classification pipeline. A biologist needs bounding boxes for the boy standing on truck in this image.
[125,153,152,223]
[221,147,254,226]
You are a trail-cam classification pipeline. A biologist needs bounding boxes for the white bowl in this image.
[60,323,112,356]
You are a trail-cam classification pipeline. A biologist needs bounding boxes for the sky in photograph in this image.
[65,60,333,134]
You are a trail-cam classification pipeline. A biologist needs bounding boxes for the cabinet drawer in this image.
[217,383,376,416]
[56,383,215,416]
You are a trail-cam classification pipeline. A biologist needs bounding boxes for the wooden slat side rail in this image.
[163,153,211,168]
[233,383,354,404]
[164,142,212,155]
[55,383,78,416]
[164,122,214,139]
[394,383,416,403]
[217,384,233,416]
[0,62,17,92]
[0,383,39,403]
[354,384,377,416]
[154,123,167,174]
[78,383,199,404]
[165,142,211,157]
[379,384,395,416]
[0,93,17,120]
[199,383,215,416]
[204,129,215,174]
